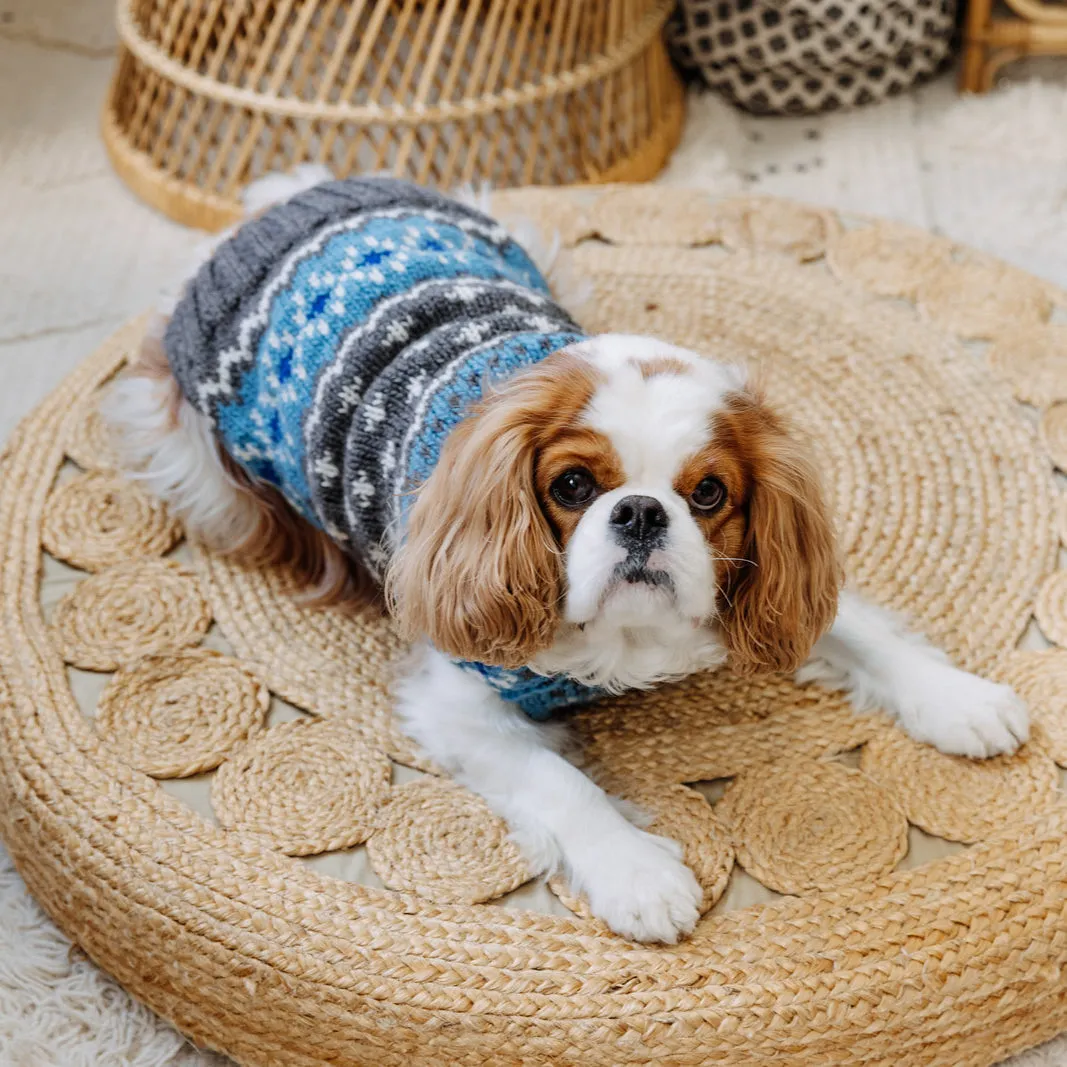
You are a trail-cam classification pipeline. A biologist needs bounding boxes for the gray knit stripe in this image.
[166,178,512,423]
[338,300,580,554]
[304,277,572,546]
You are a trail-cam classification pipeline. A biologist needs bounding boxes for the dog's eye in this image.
[551,468,597,508]
[690,476,726,514]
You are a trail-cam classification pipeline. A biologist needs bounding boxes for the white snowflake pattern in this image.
[338,380,363,412]
[313,455,340,486]
[458,321,491,345]
[525,314,559,333]
[449,282,483,302]
[385,319,412,344]
[350,471,376,507]
[381,438,397,475]
[363,393,386,430]
[406,371,426,403]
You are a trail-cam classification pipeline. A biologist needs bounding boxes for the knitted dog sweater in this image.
[165,177,600,719]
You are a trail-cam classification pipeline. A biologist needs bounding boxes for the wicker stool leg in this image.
[960,0,995,91]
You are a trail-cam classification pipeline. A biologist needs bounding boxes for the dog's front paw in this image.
[900,667,1030,759]
[569,827,702,944]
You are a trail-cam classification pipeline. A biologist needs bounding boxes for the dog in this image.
[104,169,1030,943]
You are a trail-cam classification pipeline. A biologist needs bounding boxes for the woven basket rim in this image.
[115,0,675,126]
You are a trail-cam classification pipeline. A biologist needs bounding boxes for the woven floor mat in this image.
[2,188,1067,1066]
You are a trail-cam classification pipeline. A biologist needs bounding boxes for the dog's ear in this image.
[718,394,841,674]
[386,352,597,668]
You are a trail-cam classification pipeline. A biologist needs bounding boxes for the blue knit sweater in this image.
[165,178,601,719]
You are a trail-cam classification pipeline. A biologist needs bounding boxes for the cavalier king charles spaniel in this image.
[105,169,1029,943]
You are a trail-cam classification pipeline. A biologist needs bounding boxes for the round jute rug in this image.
[2,188,1067,1067]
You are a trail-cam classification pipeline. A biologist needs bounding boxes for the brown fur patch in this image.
[387,348,601,667]
[635,356,691,380]
[536,427,624,542]
[710,389,842,674]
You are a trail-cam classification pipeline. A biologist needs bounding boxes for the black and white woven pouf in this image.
[668,0,957,115]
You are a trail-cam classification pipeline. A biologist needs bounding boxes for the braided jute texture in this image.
[42,470,182,572]
[716,758,909,894]
[211,717,391,856]
[50,558,211,671]
[64,386,120,471]
[367,778,530,904]
[95,650,269,778]
[3,192,1067,1066]
[998,649,1067,768]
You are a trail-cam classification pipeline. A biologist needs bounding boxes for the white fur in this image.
[799,591,1030,758]
[396,649,704,944]
[101,365,260,547]
[107,168,1032,945]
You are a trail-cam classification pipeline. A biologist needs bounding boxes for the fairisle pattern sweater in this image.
[166,177,601,720]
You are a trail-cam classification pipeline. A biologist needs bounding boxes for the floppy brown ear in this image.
[386,353,597,668]
[719,395,842,674]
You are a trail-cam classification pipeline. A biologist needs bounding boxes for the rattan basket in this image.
[102,0,685,232]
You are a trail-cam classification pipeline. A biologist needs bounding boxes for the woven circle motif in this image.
[989,325,1067,407]
[1035,570,1067,648]
[715,758,908,895]
[366,778,530,904]
[1041,403,1067,473]
[549,782,734,917]
[94,650,268,778]
[860,733,1060,844]
[827,223,952,299]
[65,390,120,471]
[918,261,1053,341]
[573,671,890,785]
[211,716,391,856]
[716,197,837,261]
[42,471,182,572]
[997,650,1067,767]
[193,551,425,770]
[51,559,211,671]
[1059,493,1067,548]
[586,185,719,247]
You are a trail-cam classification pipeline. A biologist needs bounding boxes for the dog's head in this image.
[386,335,841,676]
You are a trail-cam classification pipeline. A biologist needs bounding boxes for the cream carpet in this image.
[2,0,1067,1063]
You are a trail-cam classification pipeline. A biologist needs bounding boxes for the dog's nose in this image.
[609,495,669,542]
